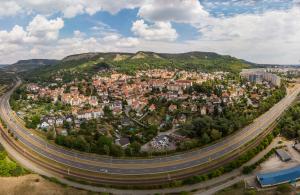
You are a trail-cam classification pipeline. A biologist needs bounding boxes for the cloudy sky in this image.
[0,0,300,64]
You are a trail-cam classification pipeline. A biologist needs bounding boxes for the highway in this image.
[0,80,300,183]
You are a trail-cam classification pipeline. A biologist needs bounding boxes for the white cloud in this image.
[101,33,139,47]
[189,7,300,64]
[198,7,300,41]
[131,20,178,41]
[133,2,300,64]
[62,3,84,18]
[0,15,64,63]
[36,33,139,60]
[0,1,22,17]
[84,0,142,15]
[1,0,300,65]
[294,0,300,7]
[138,0,209,23]
[0,15,64,45]
[0,25,26,44]
[26,15,64,42]
[0,0,141,18]
[0,15,139,63]
[0,0,207,21]
[116,37,140,47]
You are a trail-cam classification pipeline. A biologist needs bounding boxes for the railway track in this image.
[0,116,279,186]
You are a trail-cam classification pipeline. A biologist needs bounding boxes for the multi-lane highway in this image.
[1,80,300,184]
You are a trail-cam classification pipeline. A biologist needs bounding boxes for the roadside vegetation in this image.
[277,102,300,139]
[0,116,28,177]
[242,147,277,174]
[0,145,28,176]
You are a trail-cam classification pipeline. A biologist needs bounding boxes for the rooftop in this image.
[275,149,291,162]
[257,165,300,187]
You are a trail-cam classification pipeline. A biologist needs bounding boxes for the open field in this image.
[0,145,93,195]
[0,174,94,195]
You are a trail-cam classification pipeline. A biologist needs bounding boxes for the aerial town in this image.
[12,68,282,153]
[2,1,300,194]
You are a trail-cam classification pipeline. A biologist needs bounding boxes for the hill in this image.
[0,64,7,68]
[23,51,253,82]
[4,59,59,73]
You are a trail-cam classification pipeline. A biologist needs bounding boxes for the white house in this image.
[77,111,93,120]
[41,122,50,129]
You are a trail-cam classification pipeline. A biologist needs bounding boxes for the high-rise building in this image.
[240,69,281,86]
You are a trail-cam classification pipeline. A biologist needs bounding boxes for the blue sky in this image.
[0,0,299,64]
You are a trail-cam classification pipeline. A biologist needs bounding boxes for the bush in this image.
[242,148,276,175]
[244,190,256,195]
[242,165,255,174]
[0,151,27,176]
[11,165,25,176]
[180,192,191,195]
[276,184,293,193]
[0,151,7,160]
[0,159,17,176]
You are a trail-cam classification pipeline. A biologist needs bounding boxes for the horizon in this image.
[0,0,300,64]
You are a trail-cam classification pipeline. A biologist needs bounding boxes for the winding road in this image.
[1,80,300,185]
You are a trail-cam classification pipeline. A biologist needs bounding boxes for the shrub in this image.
[242,165,255,174]
[276,184,293,193]
[244,190,256,195]
[0,151,7,160]
[11,165,25,176]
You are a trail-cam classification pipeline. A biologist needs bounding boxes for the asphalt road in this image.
[1,80,300,176]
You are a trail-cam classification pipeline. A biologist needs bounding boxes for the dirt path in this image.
[0,174,89,195]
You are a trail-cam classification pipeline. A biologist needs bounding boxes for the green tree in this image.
[103,145,110,155]
[110,144,124,157]
[46,129,55,140]
[210,129,222,140]
[201,133,211,144]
